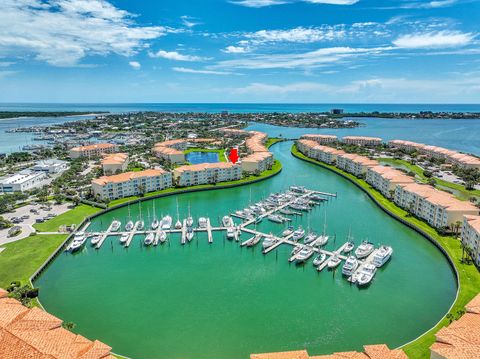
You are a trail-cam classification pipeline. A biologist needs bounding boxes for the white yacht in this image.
[226,227,236,239]
[355,241,375,259]
[151,218,160,230]
[120,233,129,244]
[110,220,121,232]
[245,234,262,247]
[282,226,294,237]
[342,256,359,276]
[186,227,194,242]
[222,216,234,227]
[198,217,208,228]
[158,230,167,244]
[304,231,317,244]
[262,235,277,249]
[372,245,393,267]
[161,215,172,230]
[295,247,314,264]
[313,253,326,266]
[314,234,329,246]
[292,227,305,242]
[357,264,377,286]
[267,214,284,223]
[144,233,154,246]
[125,220,134,231]
[90,235,101,246]
[290,185,306,193]
[343,241,355,254]
[327,255,341,269]
[69,232,86,252]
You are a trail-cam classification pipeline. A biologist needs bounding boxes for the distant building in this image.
[92,169,172,200]
[300,134,338,145]
[0,170,46,193]
[31,159,68,174]
[153,138,218,164]
[174,162,241,187]
[330,108,344,115]
[343,136,383,146]
[336,153,379,177]
[366,165,415,198]
[241,152,274,173]
[101,153,129,175]
[69,143,118,159]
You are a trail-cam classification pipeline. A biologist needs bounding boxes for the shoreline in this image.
[291,144,479,358]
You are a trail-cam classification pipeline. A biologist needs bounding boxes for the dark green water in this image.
[36,141,456,359]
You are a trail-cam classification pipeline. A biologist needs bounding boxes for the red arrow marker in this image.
[229,148,239,164]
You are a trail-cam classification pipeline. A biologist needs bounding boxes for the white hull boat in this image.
[372,245,393,267]
[120,233,129,244]
[292,227,305,242]
[151,219,160,230]
[125,221,134,231]
[313,253,327,266]
[357,264,377,286]
[144,233,154,246]
[198,217,208,228]
[295,247,314,264]
[90,236,101,246]
[110,220,121,232]
[161,215,172,230]
[327,255,341,269]
[342,256,359,276]
[343,241,355,253]
[222,216,234,227]
[355,241,375,259]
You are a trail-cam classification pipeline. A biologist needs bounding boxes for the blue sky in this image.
[0,0,479,103]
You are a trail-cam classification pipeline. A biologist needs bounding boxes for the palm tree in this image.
[454,221,462,238]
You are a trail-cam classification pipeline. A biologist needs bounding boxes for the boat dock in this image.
[316,242,350,272]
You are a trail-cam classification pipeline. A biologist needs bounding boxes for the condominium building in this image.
[300,134,338,145]
[297,139,344,165]
[245,131,269,153]
[0,170,47,193]
[366,166,415,198]
[461,215,480,266]
[336,153,379,177]
[390,139,480,169]
[174,162,242,187]
[394,183,479,230]
[241,152,274,173]
[101,153,129,175]
[343,136,382,146]
[92,169,172,200]
[69,143,118,159]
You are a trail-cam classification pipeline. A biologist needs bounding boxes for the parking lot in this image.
[0,202,72,245]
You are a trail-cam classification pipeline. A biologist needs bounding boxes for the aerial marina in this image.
[66,186,393,287]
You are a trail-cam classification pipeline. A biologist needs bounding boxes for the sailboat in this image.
[343,227,355,253]
[151,204,159,230]
[136,203,144,230]
[186,203,193,227]
[125,204,134,231]
[315,209,329,246]
[175,198,182,229]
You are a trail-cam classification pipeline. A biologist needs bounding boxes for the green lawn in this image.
[0,234,68,288]
[379,157,480,200]
[183,147,227,162]
[33,205,102,233]
[292,145,480,359]
[266,137,283,148]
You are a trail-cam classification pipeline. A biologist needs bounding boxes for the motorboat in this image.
[290,185,306,193]
[343,241,355,254]
[279,208,297,216]
[69,232,86,252]
[151,218,160,230]
[161,215,172,230]
[355,241,375,259]
[90,235,101,246]
[342,256,359,276]
[144,233,154,246]
[125,220,134,231]
[372,245,393,267]
[267,214,284,223]
[245,234,262,247]
[357,264,377,286]
[290,245,302,256]
[289,203,309,211]
[222,216,234,227]
[309,194,326,202]
[295,247,314,264]
[262,235,277,249]
[158,230,167,244]
[282,226,294,237]
[120,233,129,244]
[226,227,236,239]
[292,227,305,242]
[175,220,182,229]
[198,217,208,228]
[110,220,121,232]
[136,220,145,231]
[186,227,194,242]
[313,253,327,266]
[304,232,317,244]
[327,255,341,269]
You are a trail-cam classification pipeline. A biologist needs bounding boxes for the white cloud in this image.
[181,15,200,28]
[215,46,393,70]
[305,0,358,4]
[233,81,331,94]
[0,0,169,66]
[393,31,474,49]
[149,50,206,61]
[173,67,233,75]
[129,61,141,69]
[223,45,249,53]
[398,0,458,9]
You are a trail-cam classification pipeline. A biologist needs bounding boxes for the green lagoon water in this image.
[36,140,456,359]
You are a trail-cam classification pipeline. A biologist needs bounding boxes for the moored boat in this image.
[120,233,129,244]
[343,241,355,253]
[151,218,160,230]
[292,227,305,242]
[125,220,134,231]
[267,214,284,223]
[262,235,277,249]
[304,231,317,244]
[144,233,154,246]
[222,215,234,227]
[282,226,294,237]
[372,245,393,267]
[198,217,208,228]
[342,256,359,276]
[313,253,327,266]
[110,220,121,232]
[357,264,377,286]
[355,241,375,259]
[295,247,314,264]
[161,215,172,230]
[90,235,101,246]
[327,254,341,269]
